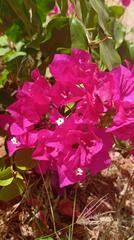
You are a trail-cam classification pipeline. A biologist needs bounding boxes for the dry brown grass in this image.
[0,152,134,240]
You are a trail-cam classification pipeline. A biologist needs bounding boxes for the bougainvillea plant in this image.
[0,0,134,201]
[1,48,134,189]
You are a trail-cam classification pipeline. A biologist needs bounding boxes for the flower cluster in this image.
[1,49,134,187]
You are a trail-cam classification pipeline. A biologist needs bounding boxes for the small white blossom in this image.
[76,168,83,176]
[11,137,18,145]
[56,117,64,126]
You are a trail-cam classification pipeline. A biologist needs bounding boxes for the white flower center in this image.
[11,137,18,145]
[76,168,83,176]
[56,117,64,126]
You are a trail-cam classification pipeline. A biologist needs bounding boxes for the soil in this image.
[0,152,134,240]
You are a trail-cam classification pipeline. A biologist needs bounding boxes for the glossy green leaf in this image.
[43,17,70,42]
[0,35,8,47]
[89,0,109,34]
[114,21,125,49]
[57,0,68,16]
[6,23,22,42]
[100,39,121,70]
[15,41,25,51]
[6,0,33,36]
[84,0,97,28]
[0,167,13,186]
[5,0,41,37]
[0,177,13,186]
[56,47,70,54]
[108,5,125,18]
[70,18,88,49]
[0,69,9,86]
[4,51,26,62]
[14,148,38,171]
[79,0,87,23]
[36,0,55,23]
[0,179,25,201]
[128,43,134,62]
[41,17,71,60]
[16,172,24,180]
[0,47,10,56]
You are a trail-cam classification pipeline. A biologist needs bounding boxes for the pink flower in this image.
[4,48,126,188]
[121,0,131,6]
[89,129,112,175]
[58,129,103,187]
[5,49,112,187]
[8,70,51,125]
[49,49,97,89]
[49,4,60,16]
[106,65,134,145]
[7,130,38,156]
[67,0,74,15]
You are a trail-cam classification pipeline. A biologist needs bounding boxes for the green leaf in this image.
[56,0,68,16]
[41,17,71,60]
[0,47,10,56]
[0,167,13,186]
[0,179,25,201]
[15,41,25,51]
[83,0,97,29]
[6,23,22,42]
[79,0,88,23]
[89,0,109,34]
[4,51,26,62]
[61,0,68,16]
[16,172,24,180]
[0,35,8,47]
[108,5,125,18]
[36,0,55,23]
[128,43,134,62]
[70,18,88,50]
[114,21,125,49]
[100,39,121,70]
[43,17,70,43]
[0,177,13,186]
[56,47,70,54]
[6,0,33,36]
[0,158,6,171]
[0,69,9,86]
[14,148,38,171]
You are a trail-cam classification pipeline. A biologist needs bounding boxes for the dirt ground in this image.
[0,152,134,240]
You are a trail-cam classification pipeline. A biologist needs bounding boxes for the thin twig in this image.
[77,194,109,223]
[39,167,61,240]
[88,35,112,48]
[117,170,134,214]
[71,184,78,240]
